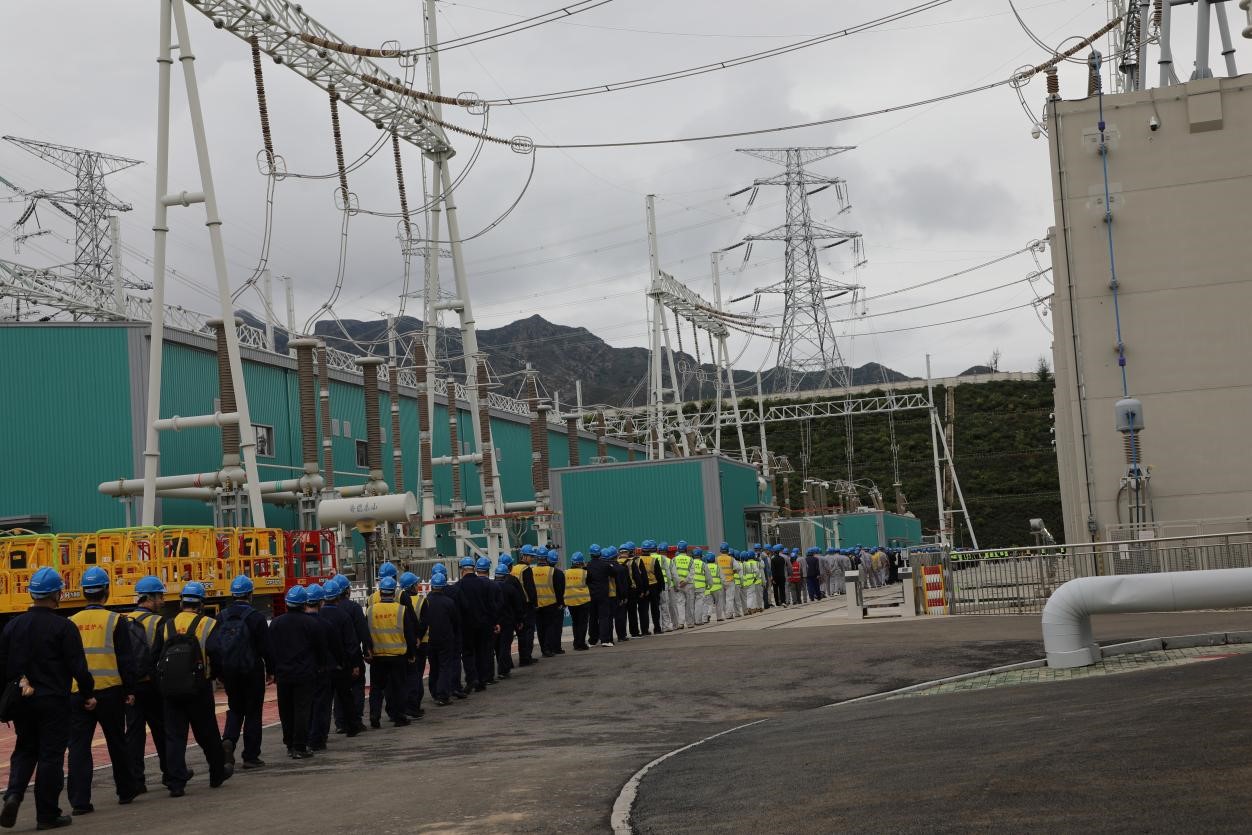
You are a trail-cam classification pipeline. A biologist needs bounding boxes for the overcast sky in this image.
[0,0,1215,381]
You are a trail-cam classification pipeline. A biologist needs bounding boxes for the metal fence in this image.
[908,532,1252,615]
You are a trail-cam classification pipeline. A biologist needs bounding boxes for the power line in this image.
[485,0,956,106]
[533,78,1012,149]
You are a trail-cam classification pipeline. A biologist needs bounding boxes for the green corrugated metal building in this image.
[0,322,636,545]
[550,455,771,552]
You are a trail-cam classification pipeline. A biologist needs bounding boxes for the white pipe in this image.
[153,411,239,431]
[1042,567,1252,668]
[101,467,245,496]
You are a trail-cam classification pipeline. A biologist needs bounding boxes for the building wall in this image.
[0,324,134,532]
[717,457,762,550]
[1048,75,1252,542]
[0,323,636,537]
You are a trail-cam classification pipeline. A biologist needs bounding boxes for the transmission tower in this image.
[3,136,141,313]
[732,147,866,393]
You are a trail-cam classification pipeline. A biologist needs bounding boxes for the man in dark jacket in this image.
[331,575,370,735]
[770,546,789,607]
[398,573,427,718]
[421,574,462,705]
[585,546,616,647]
[804,548,823,602]
[320,581,364,733]
[304,583,342,751]
[0,567,94,830]
[611,548,632,642]
[494,558,525,678]
[474,558,502,685]
[510,547,540,666]
[215,575,273,771]
[453,559,492,692]
[268,586,330,758]
[546,551,566,655]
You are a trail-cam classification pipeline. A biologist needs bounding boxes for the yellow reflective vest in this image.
[71,608,122,691]
[531,565,557,607]
[705,561,722,592]
[716,554,736,586]
[511,564,533,604]
[674,554,694,583]
[563,567,590,606]
[406,593,429,644]
[369,601,406,657]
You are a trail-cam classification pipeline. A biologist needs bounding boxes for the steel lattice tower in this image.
[3,135,141,311]
[736,147,866,392]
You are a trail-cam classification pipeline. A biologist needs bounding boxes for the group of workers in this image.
[0,538,907,830]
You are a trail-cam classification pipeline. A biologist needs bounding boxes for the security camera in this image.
[1031,126,1042,139]
[1149,115,1160,131]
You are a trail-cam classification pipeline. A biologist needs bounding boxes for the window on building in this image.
[343,419,352,437]
[331,418,340,437]
[356,440,369,469]
[254,424,275,457]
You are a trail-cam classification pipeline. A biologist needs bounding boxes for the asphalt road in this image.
[36,606,1252,835]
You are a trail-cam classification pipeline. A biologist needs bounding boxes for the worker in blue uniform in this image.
[124,575,171,792]
[215,575,273,771]
[585,545,603,645]
[609,546,632,642]
[804,547,823,602]
[585,546,616,646]
[475,557,503,685]
[397,572,427,718]
[66,567,138,815]
[0,567,93,831]
[151,581,231,797]
[494,557,524,678]
[421,573,462,706]
[426,565,462,700]
[330,574,370,736]
[320,580,365,731]
[304,583,343,751]
[454,558,491,691]
[367,577,418,727]
[269,586,329,758]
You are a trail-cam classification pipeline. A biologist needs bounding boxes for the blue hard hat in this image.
[703,552,716,563]
[622,541,636,552]
[826,547,837,554]
[547,551,559,564]
[230,575,254,597]
[476,557,492,572]
[459,557,475,569]
[430,573,448,589]
[306,583,326,604]
[658,541,669,551]
[181,581,206,601]
[641,539,657,551]
[772,544,783,552]
[571,551,585,564]
[498,555,514,568]
[806,547,818,555]
[29,567,64,598]
[135,575,166,595]
[589,544,602,555]
[496,562,511,576]
[432,563,447,575]
[322,580,341,599]
[720,542,729,552]
[604,546,618,558]
[379,562,399,579]
[81,566,110,591]
[677,540,688,550]
[335,574,352,592]
[378,576,399,593]
[284,585,308,607]
[753,543,762,550]
[693,547,703,556]
[520,544,534,556]
[399,571,419,590]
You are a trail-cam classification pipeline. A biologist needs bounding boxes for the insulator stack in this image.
[249,36,276,171]
[476,359,497,504]
[1153,0,1162,28]
[290,339,321,475]
[208,318,241,466]
[1087,60,1100,97]
[447,396,462,505]
[328,84,350,206]
[355,357,386,481]
[783,478,791,513]
[391,131,412,241]
[1123,433,1146,467]
[1046,68,1060,99]
[596,412,608,459]
[414,342,433,494]
[298,34,402,59]
[317,343,335,490]
[566,416,580,467]
[389,365,404,493]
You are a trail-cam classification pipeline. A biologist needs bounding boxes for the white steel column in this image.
[646,195,665,460]
[110,216,125,315]
[170,0,265,524]
[926,354,946,547]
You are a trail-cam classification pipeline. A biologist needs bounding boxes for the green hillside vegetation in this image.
[722,379,1060,548]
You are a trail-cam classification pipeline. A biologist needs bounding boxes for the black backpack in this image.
[127,611,159,681]
[156,615,206,698]
[212,607,257,678]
